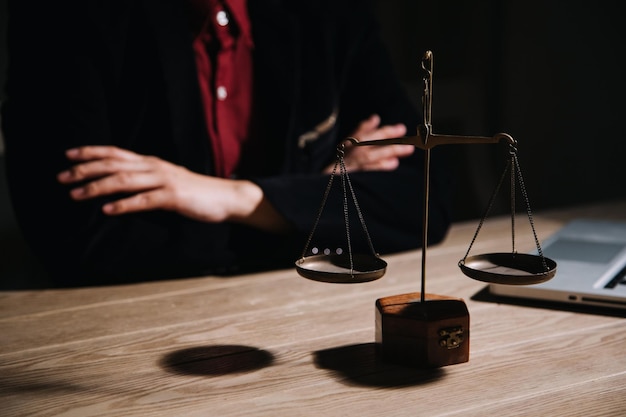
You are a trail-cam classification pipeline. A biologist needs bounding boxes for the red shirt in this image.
[188,0,254,178]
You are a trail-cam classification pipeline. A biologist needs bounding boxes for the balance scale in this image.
[295,51,557,368]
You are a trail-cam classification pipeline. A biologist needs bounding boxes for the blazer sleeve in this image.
[2,1,120,280]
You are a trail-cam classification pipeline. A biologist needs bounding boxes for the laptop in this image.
[489,218,626,310]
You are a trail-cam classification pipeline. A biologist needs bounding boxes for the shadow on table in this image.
[472,286,626,318]
[314,343,445,388]
[160,345,274,376]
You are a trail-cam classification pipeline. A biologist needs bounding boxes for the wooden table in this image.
[2,200,625,417]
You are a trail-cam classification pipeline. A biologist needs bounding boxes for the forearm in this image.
[55,146,293,234]
[254,157,453,255]
[229,180,293,233]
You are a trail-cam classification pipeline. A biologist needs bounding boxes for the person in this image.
[1,0,452,287]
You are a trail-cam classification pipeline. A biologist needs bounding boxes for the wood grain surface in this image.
[1,199,625,416]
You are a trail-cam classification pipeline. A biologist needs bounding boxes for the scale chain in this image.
[339,155,355,276]
[340,155,378,257]
[462,157,510,262]
[512,152,548,270]
[299,155,338,259]
[299,143,380,278]
[510,149,516,254]
[461,146,549,272]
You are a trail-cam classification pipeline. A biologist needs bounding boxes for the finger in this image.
[344,144,414,172]
[351,114,381,136]
[360,114,381,130]
[68,171,163,200]
[354,123,407,142]
[102,190,170,215]
[65,146,143,162]
[376,123,407,138]
[345,156,400,172]
[57,158,152,184]
[354,144,414,163]
[371,157,402,171]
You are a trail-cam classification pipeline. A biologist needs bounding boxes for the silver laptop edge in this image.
[489,219,626,310]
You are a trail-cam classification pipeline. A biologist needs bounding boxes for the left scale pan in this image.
[295,140,387,284]
[295,253,387,283]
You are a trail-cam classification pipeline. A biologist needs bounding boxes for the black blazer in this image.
[2,0,452,286]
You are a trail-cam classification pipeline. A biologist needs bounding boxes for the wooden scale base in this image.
[375,293,469,368]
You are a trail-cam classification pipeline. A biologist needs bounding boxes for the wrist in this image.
[230,180,291,233]
[229,180,264,221]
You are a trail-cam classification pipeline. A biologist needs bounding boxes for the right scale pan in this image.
[459,252,557,285]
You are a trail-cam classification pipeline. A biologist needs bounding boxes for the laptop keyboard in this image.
[605,264,626,289]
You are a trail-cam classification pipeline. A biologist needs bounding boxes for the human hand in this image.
[323,114,413,174]
[57,146,289,231]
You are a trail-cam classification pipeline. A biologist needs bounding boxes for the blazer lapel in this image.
[143,0,211,174]
[248,1,301,171]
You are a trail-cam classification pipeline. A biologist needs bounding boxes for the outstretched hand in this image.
[323,114,414,174]
[57,146,289,232]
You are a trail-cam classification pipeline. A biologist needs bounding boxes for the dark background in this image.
[374,0,625,219]
[1,1,625,284]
